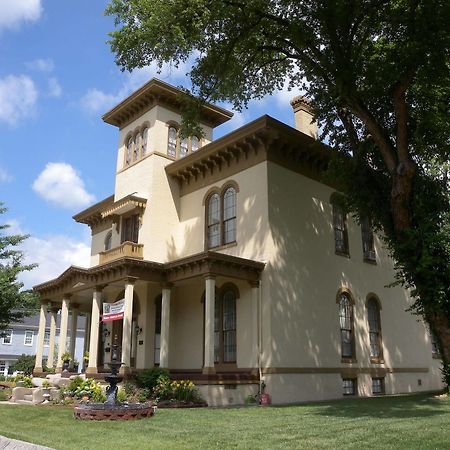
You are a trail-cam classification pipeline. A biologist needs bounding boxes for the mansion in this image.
[33,79,443,405]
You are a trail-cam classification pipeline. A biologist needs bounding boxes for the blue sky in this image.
[0,0,301,288]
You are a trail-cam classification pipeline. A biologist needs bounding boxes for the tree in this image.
[0,204,39,332]
[10,354,35,376]
[105,1,450,382]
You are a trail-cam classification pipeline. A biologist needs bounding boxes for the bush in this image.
[73,379,106,402]
[136,368,169,391]
[117,388,128,403]
[154,377,202,403]
[14,375,33,388]
[0,390,9,401]
[63,376,84,397]
[10,354,35,375]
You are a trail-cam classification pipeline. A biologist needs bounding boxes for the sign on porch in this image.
[102,299,124,322]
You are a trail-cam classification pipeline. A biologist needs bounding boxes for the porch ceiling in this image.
[34,251,265,300]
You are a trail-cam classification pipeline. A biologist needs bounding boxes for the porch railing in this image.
[99,241,144,265]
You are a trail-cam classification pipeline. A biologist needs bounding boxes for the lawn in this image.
[0,394,448,449]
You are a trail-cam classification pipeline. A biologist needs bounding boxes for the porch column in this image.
[56,295,71,372]
[160,284,172,369]
[33,300,48,373]
[203,276,216,374]
[68,304,79,369]
[250,281,260,368]
[121,279,135,372]
[87,287,103,374]
[47,305,58,368]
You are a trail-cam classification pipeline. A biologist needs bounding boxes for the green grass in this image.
[0,394,449,449]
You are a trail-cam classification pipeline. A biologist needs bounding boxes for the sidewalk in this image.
[0,436,53,450]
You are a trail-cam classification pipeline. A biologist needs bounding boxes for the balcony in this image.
[99,241,144,265]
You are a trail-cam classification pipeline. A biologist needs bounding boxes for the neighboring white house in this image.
[33,78,443,405]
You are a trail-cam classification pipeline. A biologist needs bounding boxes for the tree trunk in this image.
[429,314,450,369]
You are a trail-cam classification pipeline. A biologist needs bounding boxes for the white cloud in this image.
[0,167,13,182]
[0,0,42,31]
[32,162,95,210]
[27,58,55,73]
[6,220,91,289]
[48,77,62,97]
[80,61,191,115]
[0,74,38,126]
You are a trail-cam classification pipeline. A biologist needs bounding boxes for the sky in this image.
[0,0,302,289]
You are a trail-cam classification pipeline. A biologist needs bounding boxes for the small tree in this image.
[10,354,36,376]
[0,203,39,333]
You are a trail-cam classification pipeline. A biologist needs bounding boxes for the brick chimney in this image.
[290,96,318,139]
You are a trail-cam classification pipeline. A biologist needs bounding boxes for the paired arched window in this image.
[367,297,383,361]
[206,185,237,249]
[141,127,148,156]
[166,124,201,159]
[338,292,355,359]
[214,286,237,364]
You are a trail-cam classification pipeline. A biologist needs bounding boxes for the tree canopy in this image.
[0,204,39,332]
[106,0,450,381]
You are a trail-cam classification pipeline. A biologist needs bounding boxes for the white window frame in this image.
[43,330,50,347]
[24,330,34,346]
[2,330,12,345]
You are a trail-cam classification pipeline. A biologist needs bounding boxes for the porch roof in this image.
[33,251,265,299]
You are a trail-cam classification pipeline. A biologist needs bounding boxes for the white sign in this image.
[102,299,124,322]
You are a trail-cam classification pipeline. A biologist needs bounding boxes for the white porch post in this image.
[56,295,70,372]
[33,300,47,373]
[68,304,79,369]
[203,276,216,374]
[47,305,58,369]
[160,284,172,369]
[87,287,103,374]
[121,279,135,373]
[250,281,260,368]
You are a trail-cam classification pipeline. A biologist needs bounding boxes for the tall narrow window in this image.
[214,288,237,364]
[1,330,12,345]
[43,330,50,346]
[126,137,133,165]
[154,296,162,365]
[431,331,440,357]
[121,214,139,244]
[24,330,33,346]
[104,231,112,251]
[133,134,140,161]
[367,297,382,361]
[180,137,189,158]
[333,204,349,255]
[191,135,200,152]
[141,127,148,156]
[223,187,236,244]
[361,216,375,261]
[338,293,354,359]
[207,193,221,248]
[167,126,177,157]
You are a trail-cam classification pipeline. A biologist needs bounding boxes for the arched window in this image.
[338,292,354,359]
[367,297,382,361]
[133,134,140,161]
[180,137,189,158]
[207,193,221,248]
[361,216,375,261]
[191,135,200,152]
[333,204,349,255]
[141,127,148,156]
[214,287,237,363]
[104,231,112,251]
[126,137,133,165]
[167,126,177,157]
[223,187,236,244]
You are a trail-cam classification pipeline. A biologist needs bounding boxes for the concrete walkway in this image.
[0,436,53,450]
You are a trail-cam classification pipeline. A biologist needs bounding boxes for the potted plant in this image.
[41,379,52,403]
[61,352,71,372]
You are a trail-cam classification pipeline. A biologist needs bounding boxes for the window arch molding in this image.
[365,293,382,310]
[366,293,384,363]
[336,288,356,362]
[104,231,113,251]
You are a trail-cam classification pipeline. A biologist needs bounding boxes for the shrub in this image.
[117,388,128,403]
[64,376,84,396]
[136,368,169,391]
[10,354,35,375]
[122,380,137,396]
[15,375,33,387]
[73,379,106,402]
[0,390,9,401]
[154,377,202,403]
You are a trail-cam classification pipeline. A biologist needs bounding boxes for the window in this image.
[0,361,6,376]
[361,216,375,261]
[342,378,356,396]
[166,125,202,158]
[1,330,12,345]
[206,185,237,249]
[154,296,162,366]
[133,133,140,162]
[367,297,383,361]
[126,137,133,166]
[431,331,441,358]
[214,287,237,364]
[121,214,139,244]
[24,330,33,346]
[43,330,50,346]
[141,127,149,156]
[333,204,349,255]
[338,292,355,360]
[104,231,112,251]
[372,377,385,395]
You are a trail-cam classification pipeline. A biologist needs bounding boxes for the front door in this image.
[111,319,123,353]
